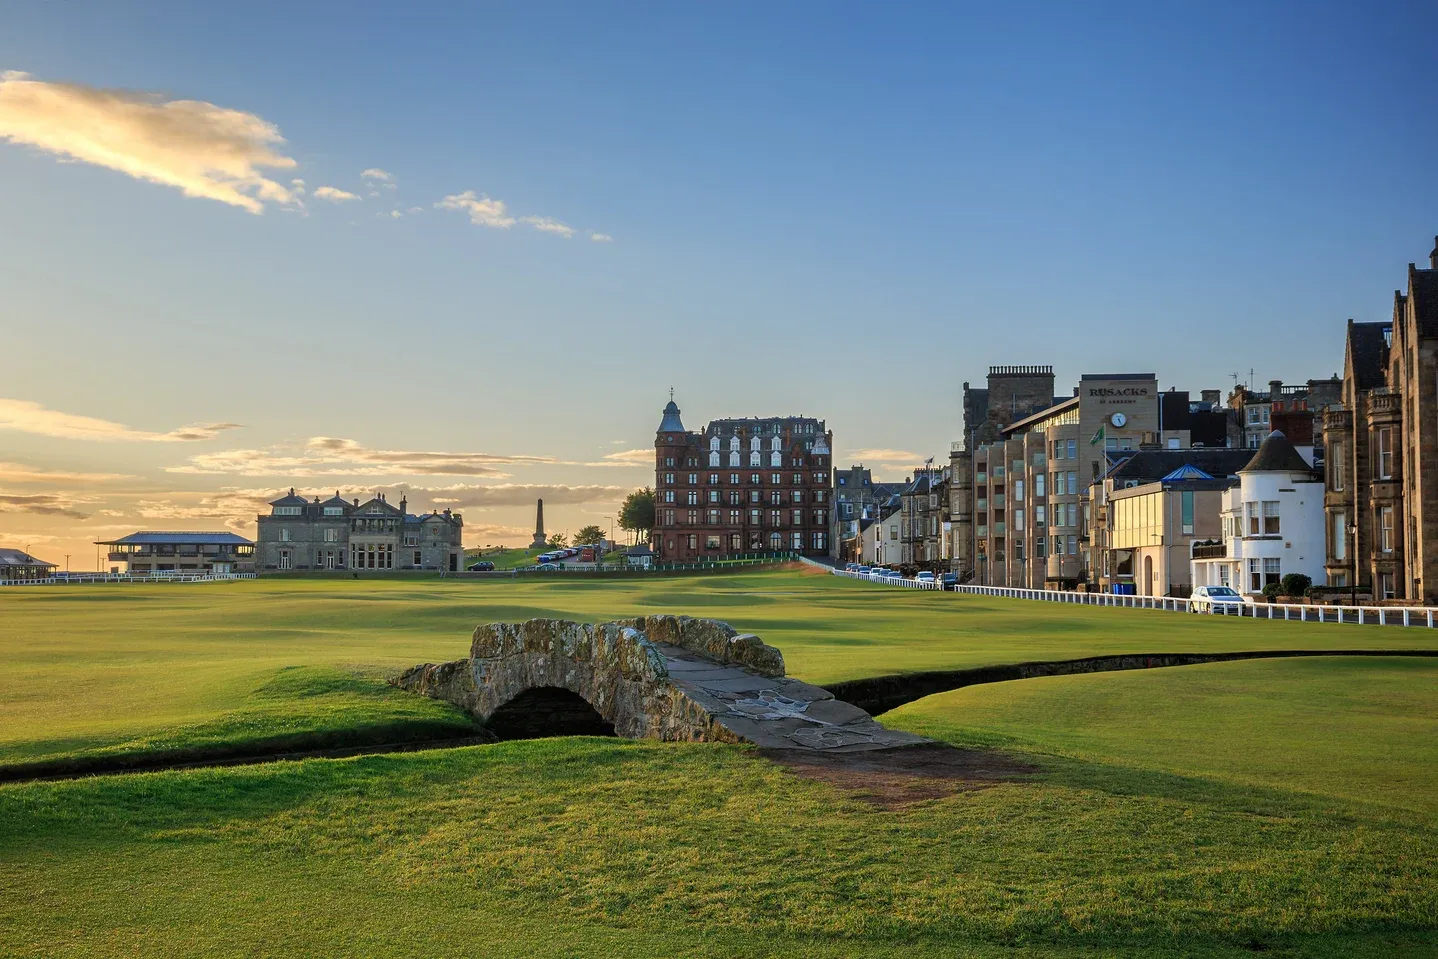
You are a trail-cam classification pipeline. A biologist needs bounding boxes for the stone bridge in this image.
[392,615,925,752]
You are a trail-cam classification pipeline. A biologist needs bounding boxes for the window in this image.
[1067,503,1078,527]
[1330,443,1345,491]
[1333,512,1347,561]
[687,534,697,551]
[1067,471,1077,495]
[324,528,338,543]
[770,491,782,505]
[664,457,675,467]
[1054,536,1065,556]
[709,473,719,484]
[662,509,675,526]
[792,472,803,483]
[705,535,720,550]
[1181,490,1194,536]
[1035,505,1046,527]
[1014,508,1025,528]
[812,532,826,551]
[688,473,698,485]
[815,489,826,503]
[1167,438,1180,450]
[709,452,719,467]
[686,491,699,506]
[1036,536,1046,558]
[708,490,720,503]
[1246,501,1259,535]
[707,509,720,524]
[1014,479,1024,500]
[728,491,740,505]
[1034,473,1045,498]
[771,473,782,484]
[1380,506,1395,552]
[323,506,343,516]
[813,509,826,525]
[730,534,742,550]
[1262,501,1280,535]
[1218,565,1230,588]
[730,473,740,485]
[663,473,675,485]
[275,505,301,516]
[770,509,782,527]
[403,534,419,547]
[750,473,760,484]
[729,509,741,524]
[280,528,291,542]
[1376,427,1393,479]
[413,550,422,566]
[663,490,675,503]
[1263,557,1281,588]
[278,549,291,570]
[1067,534,1077,556]
[792,509,802,525]
[1105,437,1118,451]
[890,527,898,541]
[1379,573,1395,600]
[1248,559,1261,591]
[1066,439,1076,459]
[687,509,698,525]
[792,490,803,503]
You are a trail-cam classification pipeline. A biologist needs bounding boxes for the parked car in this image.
[533,562,561,571]
[844,562,860,572]
[940,572,958,590]
[467,561,495,572]
[915,571,936,584]
[856,566,872,575]
[1190,585,1247,614]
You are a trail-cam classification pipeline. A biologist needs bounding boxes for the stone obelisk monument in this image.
[529,498,548,549]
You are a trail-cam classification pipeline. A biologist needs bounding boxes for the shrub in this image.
[1262,583,1283,602]
[1281,573,1312,597]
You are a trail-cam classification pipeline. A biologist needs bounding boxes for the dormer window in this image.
[274,506,301,516]
[323,506,343,516]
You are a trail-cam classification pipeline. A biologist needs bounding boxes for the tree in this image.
[618,487,655,544]
[574,525,605,546]
[547,533,568,548]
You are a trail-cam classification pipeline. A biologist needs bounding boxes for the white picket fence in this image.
[828,567,1438,628]
[0,572,256,587]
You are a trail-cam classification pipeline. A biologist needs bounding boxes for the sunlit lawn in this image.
[2,570,1436,956]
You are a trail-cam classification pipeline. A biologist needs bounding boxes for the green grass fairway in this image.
[883,655,1438,817]
[3,569,1435,768]
[3,572,1436,956]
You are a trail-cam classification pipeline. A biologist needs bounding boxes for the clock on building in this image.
[1110,412,1127,428]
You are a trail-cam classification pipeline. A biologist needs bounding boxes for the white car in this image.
[915,571,936,584]
[1190,585,1247,614]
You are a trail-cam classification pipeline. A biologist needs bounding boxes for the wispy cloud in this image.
[592,449,652,467]
[168,437,561,477]
[589,232,614,243]
[361,167,392,181]
[0,70,298,213]
[435,190,515,228]
[520,215,575,238]
[0,399,242,443]
[0,490,91,519]
[401,483,629,509]
[846,448,927,464]
[313,185,360,202]
[0,462,137,483]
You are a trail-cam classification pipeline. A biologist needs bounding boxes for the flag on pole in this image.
[1089,424,1105,446]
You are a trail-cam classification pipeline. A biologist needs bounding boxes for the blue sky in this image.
[1,1,1435,563]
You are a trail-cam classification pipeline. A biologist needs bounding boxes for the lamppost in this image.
[1349,521,1358,607]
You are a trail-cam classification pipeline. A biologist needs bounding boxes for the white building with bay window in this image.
[1190,431,1327,597]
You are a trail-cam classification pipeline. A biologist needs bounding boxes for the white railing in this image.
[0,572,256,586]
[830,568,941,590]
[946,583,1438,627]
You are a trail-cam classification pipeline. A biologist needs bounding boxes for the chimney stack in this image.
[1268,379,1284,399]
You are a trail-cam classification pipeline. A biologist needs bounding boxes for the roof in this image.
[1161,464,1215,481]
[94,531,255,546]
[1104,448,1253,483]
[1410,264,1438,339]
[0,548,56,568]
[625,544,654,556]
[1002,395,1079,436]
[268,488,309,507]
[1241,431,1317,474]
[658,400,686,433]
[319,492,350,507]
[1346,320,1389,392]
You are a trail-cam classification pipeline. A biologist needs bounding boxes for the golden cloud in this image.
[0,70,298,213]
[0,399,242,443]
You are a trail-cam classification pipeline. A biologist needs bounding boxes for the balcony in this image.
[1369,392,1402,417]
[1191,541,1226,560]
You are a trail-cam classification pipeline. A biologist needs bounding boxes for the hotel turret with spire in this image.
[652,395,835,562]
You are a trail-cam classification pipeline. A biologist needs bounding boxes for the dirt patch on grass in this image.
[760,743,1036,809]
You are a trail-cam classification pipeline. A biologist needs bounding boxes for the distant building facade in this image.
[651,399,835,562]
[96,532,255,574]
[0,548,58,582]
[1322,237,1438,602]
[254,489,464,573]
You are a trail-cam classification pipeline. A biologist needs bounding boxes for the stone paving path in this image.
[655,643,929,752]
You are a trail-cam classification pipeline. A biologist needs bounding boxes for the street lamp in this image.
[1349,522,1358,608]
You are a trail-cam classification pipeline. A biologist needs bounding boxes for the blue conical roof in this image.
[1161,464,1215,481]
[658,399,685,432]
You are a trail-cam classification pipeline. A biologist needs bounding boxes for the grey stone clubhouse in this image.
[256,490,464,573]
